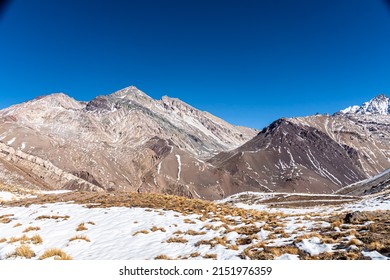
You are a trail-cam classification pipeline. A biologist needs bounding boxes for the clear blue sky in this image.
[1,0,390,129]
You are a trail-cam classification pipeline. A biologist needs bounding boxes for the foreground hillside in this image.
[1,190,389,260]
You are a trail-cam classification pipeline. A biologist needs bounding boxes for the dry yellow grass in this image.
[321,237,337,244]
[151,226,166,232]
[13,223,22,228]
[280,246,299,255]
[39,248,72,260]
[14,245,35,259]
[155,254,172,260]
[368,241,384,251]
[87,221,96,225]
[36,215,70,221]
[9,234,30,244]
[69,235,91,242]
[23,226,41,233]
[203,253,217,259]
[295,226,307,231]
[31,234,43,245]
[0,216,12,224]
[348,238,363,246]
[195,236,228,248]
[132,230,149,236]
[0,238,7,243]
[267,233,277,240]
[232,225,260,235]
[242,242,300,260]
[274,228,285,234]
[190,252,200,258]
[227,244,239,250]
[0,214,13,219]
[349,229,358,236]
[165,237,188,243]
[185,230,206,236]
[76,223,88,231]
[280,232,291,238]
[331,220,342,229]
[183,218,196,224]
[8,245,36,259]
[4,192,273,231]
[241,241,266,259]
[301,251,365,260]
[236,237,253,245]
[261,224,271,230]
[294,232,322,243]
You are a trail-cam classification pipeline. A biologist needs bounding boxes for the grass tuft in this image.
[203,253,217,259]
[69,235,90,242]
[9,234,30,244]
[36,215,70,221]
[8,245,36,259]
[155,254,172,260]
[190,252,200,258]
[185,230,206,236]
[39,248,72,260]
[31,234,43,245]
[151,226,166,232]
[132,230,149,236]
[165,237,188,243]
[23,226,41,233]
[76,223,88,231]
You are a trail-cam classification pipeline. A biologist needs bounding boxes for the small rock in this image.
[344,211,367,224]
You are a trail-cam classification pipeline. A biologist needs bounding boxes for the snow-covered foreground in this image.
[1,203,243,260]
[0,191,389,260]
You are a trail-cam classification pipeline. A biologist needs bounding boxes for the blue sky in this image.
[1,0,390,129]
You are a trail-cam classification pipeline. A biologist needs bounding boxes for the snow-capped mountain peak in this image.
[339,94,390,115]
[339,105,360,114]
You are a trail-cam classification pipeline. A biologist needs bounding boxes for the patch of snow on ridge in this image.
[0,192,16,202]
[340,105,360,114]
[7,137,16,145]
[362,250,389,260]
[176,154,181,180]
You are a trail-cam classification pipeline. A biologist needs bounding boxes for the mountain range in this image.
[0,87,389,199]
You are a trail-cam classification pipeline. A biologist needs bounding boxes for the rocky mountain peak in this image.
[0,93,83,118]
[339,94,390,115]
[33,93,81,107]
[110,85,148,98]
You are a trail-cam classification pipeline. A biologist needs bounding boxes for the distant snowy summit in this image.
[339,94,390,115]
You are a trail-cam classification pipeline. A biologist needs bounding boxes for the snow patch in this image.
[296,237,333,256]
[7,137,16,145]
[362,250,389,260]
[175,154,181,180]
